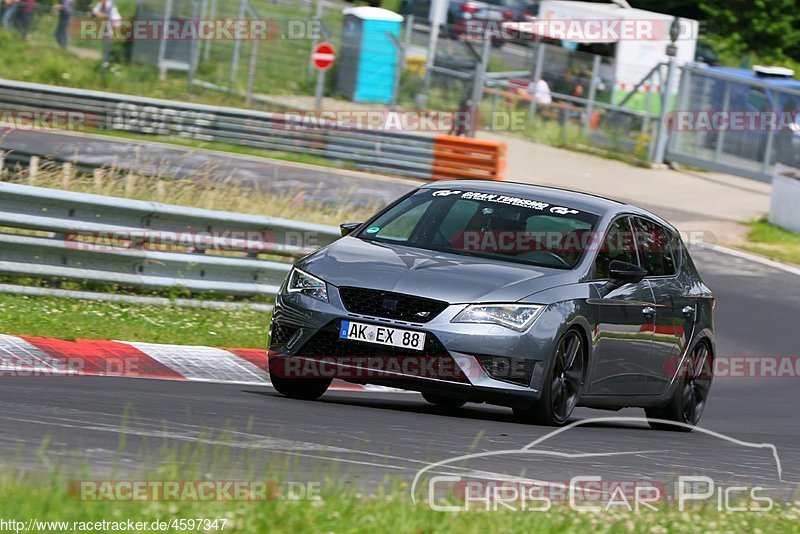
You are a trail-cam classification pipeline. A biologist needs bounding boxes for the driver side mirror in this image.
[340,222,363,237]
[602,260,648,295]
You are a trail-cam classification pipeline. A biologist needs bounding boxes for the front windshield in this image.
[357,188,600,269]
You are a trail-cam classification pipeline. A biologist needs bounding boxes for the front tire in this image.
[268,357,331,400]
[422,392,466,409]
[646,342,713,431]
[514,330,585,426]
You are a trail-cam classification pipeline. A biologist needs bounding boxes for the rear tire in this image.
[422,392,466,409]
[514,330,585,426]
[646,342,713,431]
[268,357,331,400]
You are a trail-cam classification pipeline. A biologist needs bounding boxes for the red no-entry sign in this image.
[311,42,336,71]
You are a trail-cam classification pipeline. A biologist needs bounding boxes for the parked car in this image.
[268,182,716,430]
[399,0,538,47]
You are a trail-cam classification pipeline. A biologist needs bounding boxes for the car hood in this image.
[299,236,578,304]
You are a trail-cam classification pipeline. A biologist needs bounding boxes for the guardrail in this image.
[0,182,341,298]
[0,79,506,181]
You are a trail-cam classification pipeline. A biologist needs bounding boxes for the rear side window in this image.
[631,217,676,277]
[594,217,638,279]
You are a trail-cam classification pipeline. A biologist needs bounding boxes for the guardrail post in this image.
[93,168,104,189]
[125,173,137,195]
[61,163,73,188]
[28,156,39,182]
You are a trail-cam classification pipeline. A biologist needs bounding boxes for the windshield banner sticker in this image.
[431,190,579,214]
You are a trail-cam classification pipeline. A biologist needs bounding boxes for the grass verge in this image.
[1,471,798,533]
[13,159,379,225]
[740,219,800,266]
[0,293,269,348]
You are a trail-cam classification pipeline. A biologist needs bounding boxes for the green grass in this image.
[740,219,800,265]
[1,470,799,533]
[0,293,269,347]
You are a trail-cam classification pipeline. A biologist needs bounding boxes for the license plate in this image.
[339,321,426,351]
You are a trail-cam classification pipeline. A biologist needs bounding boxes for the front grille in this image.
[295,323,470,383]
[338,287,448,323]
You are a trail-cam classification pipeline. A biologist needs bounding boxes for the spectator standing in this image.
[1,0,18,30]
[91,0,122,67]
[53,0,73,48]
[529,78,552,105]
[16,0,35,39]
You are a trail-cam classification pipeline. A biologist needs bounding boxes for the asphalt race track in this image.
[1,129,798,499]
[0,246,798,499]
[0,129,418,209]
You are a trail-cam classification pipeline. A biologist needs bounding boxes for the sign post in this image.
[311,42,336,111]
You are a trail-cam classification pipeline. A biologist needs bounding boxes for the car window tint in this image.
[631,217,676,277]
[435,199,480,246]
[595,217,637,279]
[525,215,591,233]
[372,200,432,241]
[359,189,599,269]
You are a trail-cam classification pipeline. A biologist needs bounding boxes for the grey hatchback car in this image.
[268,182,715,429]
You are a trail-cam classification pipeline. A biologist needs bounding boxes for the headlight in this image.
[452,304,544,332]
[286,268,328,302]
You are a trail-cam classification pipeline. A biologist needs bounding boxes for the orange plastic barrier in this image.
[431,135,506,181]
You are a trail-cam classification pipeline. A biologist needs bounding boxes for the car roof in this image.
[420,180,677,231]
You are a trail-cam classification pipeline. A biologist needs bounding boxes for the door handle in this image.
[682,306,696,317]
[641,306,656,317]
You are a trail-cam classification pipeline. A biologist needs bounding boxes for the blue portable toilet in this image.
[337,7,404,104]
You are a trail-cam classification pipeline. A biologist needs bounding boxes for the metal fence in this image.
[0,78,445,179]
[185,0,346,103]
[666,64,800,182]
[475,42,661,162]
[0,181,340,298]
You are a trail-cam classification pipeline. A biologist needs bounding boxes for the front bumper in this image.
[268,285,557,407]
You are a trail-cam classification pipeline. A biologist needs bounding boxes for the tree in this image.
[698,0,800,62]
